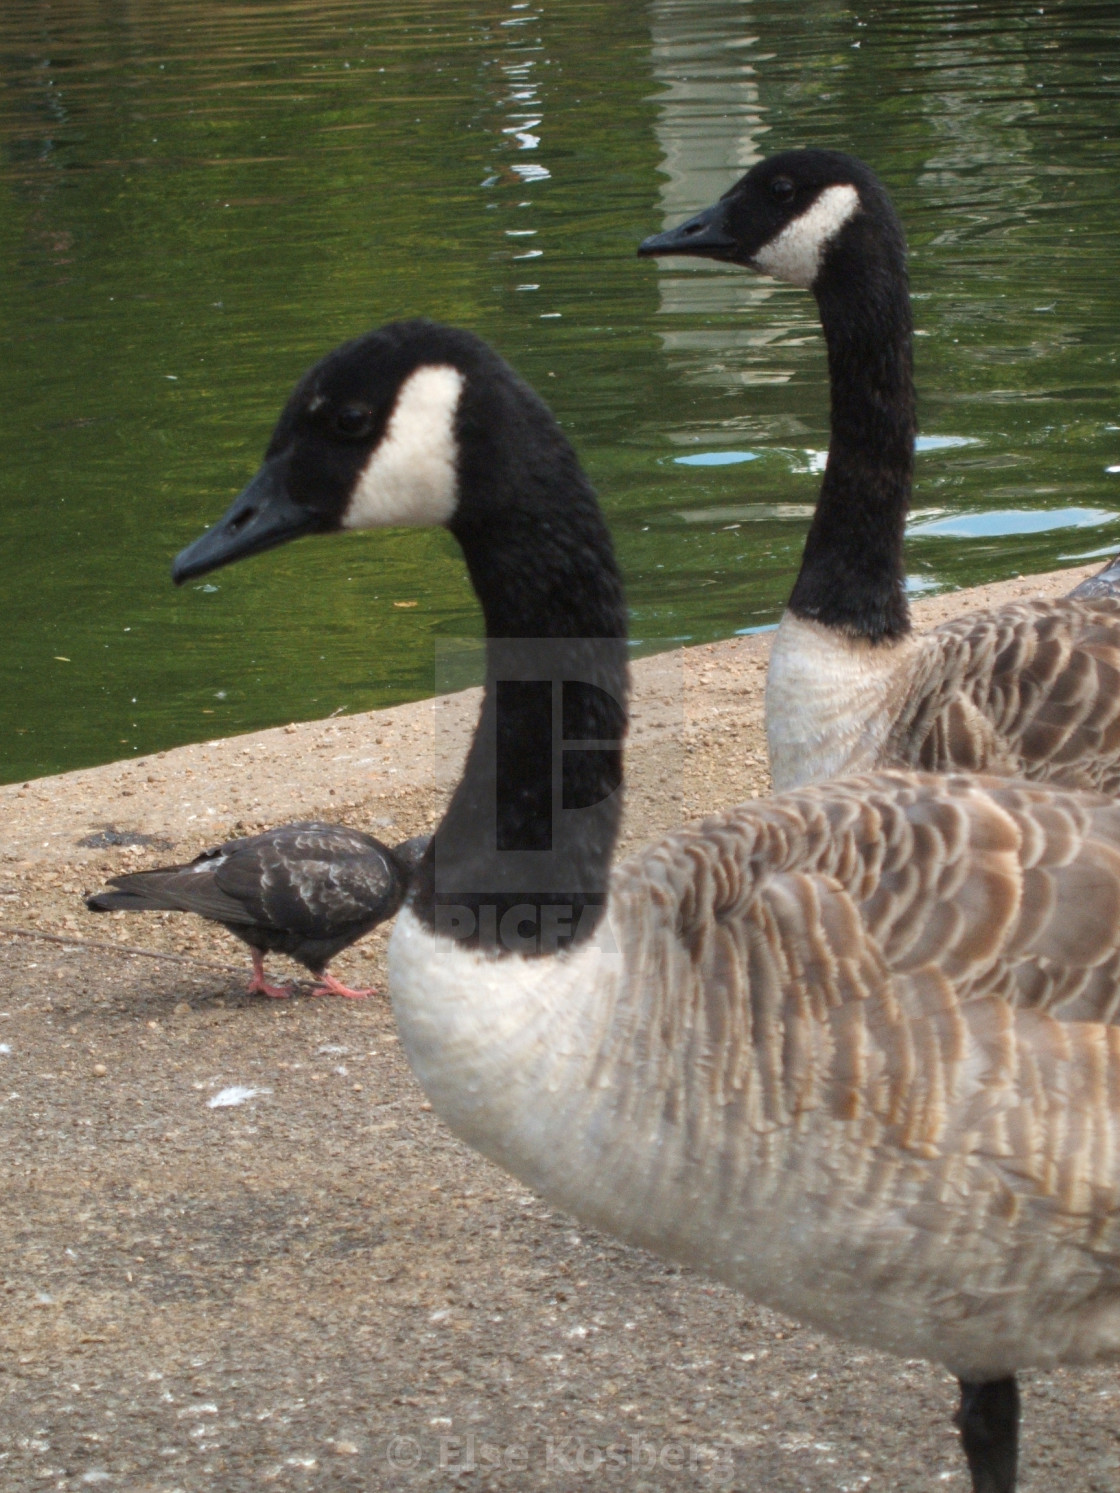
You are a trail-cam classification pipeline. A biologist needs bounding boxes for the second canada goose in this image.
[173,320,1120,1492]
[86,822,427,998]
[639,149,1120,794]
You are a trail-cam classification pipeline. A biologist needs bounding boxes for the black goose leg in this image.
[955,1376,1019,1493]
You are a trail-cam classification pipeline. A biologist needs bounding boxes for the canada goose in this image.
[639,149,1120,794]
[86,822,428,998]
[173,320,1120,1492]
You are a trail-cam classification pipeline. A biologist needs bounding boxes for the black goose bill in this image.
[172,458,323,585]
[637,199,739,262]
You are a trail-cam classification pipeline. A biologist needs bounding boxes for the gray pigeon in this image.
[85,821,428,998]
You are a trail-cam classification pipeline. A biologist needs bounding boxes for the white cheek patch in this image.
[344,364,465,530]
[752,183,861,288]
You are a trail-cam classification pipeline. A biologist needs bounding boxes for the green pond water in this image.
[2,0,1120,783]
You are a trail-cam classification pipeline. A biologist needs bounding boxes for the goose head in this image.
[172,319,591,601]
[637,147,904,294]
[173,321,627,952]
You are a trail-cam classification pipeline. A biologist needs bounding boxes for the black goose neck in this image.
[413,428,629,958]
[786,209,915,642]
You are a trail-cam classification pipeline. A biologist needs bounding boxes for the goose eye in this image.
[770,176,795,203]
[333,404,375,439]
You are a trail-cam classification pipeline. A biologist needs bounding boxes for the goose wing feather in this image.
[592,773,1120,1366]
[635,771,1120,1034]
[889,598,1120,791]
[609,770,1120,1192]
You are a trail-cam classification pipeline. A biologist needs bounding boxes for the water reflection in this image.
[637,0,1120,645]
[2,0,1120,780]
[673,451,760,466]
[649,0,762,226]
[909,507,1117,540]
[646,0,790,409]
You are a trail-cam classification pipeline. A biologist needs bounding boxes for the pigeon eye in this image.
[770,176,795,203]
[332,404,375,439]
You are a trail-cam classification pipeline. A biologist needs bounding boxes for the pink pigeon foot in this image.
[246,950,292,1000]
[307,971,376,1000]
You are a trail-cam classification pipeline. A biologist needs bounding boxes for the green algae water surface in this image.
[2,0,1120,780]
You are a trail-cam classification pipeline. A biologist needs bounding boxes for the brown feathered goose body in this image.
[390,767,1120,1383]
